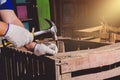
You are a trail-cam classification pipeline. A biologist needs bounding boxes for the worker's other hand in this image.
[4,24,33,47]
[34,43,58,56]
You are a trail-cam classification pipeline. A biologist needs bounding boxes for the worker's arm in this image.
[0,10,24,27]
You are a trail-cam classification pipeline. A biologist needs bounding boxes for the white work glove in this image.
[4,24,33,47]
[34,43,58,56]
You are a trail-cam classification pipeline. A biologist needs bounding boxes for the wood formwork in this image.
[1,40,120,80]
[44,42,120,80]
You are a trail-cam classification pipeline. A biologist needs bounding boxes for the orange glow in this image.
[98,0,120,25]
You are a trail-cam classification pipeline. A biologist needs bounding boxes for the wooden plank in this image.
[115,34,120,41]
[53,42,120,58]
[60,49,120,74]
[62,73,72,80]
[75,26,102,33]
[55,60,62,80]
[109,33,116,42]
[72,66,120,80]
[57,41,65,53]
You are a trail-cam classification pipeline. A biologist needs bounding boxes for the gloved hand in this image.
[44,42,58,53]
[34,43,58,56]
[4,24,33,47]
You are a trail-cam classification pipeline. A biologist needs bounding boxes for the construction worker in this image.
[0,0,58,56]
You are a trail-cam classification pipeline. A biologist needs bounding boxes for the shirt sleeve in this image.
[0,0,14,10]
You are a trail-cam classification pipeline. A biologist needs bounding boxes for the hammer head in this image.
[45,19,58,40]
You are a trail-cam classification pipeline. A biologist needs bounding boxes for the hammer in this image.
[34,19,58,40]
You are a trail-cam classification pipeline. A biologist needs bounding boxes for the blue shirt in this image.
[0,0,14,10]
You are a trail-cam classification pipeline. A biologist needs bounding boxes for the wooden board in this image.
[60,49,120,73]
